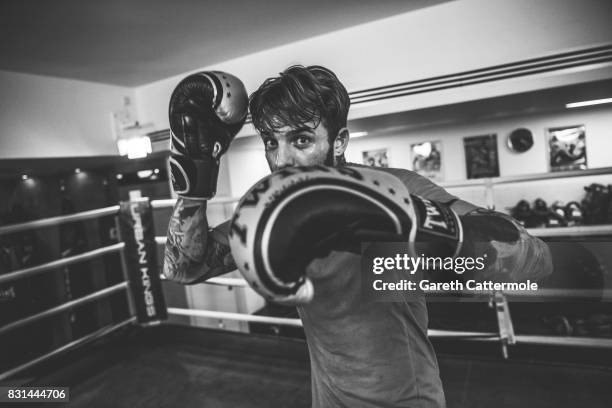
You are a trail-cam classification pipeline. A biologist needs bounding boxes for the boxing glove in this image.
[169,71,248,200]
[582,183,610,225]
[547,201,567,228]
[228,166,463,304]
[565,201,583,226]
[532,198,549,228]
[510,199,532,227]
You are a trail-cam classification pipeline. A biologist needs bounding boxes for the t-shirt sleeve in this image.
[377,166,458,204]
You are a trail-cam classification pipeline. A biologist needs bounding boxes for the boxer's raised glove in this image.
[228,166,463,304]
[169,71,248,199]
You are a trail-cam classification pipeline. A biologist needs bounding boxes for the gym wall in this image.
[0,71,134,159]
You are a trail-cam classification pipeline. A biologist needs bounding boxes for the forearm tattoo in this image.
[163,199,235,284]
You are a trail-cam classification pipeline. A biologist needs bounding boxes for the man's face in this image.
[261,121,334,171]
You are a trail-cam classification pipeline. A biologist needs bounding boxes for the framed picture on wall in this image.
[410,141,443,181]
[547,125,587,172]
[463,134,500,179]
[362,148,389,168]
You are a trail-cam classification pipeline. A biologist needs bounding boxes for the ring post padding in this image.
[118,198,167,324]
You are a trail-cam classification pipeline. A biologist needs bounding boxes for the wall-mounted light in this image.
[74,168,81,174]
[566,97,612,108]
[116,174,123,180]
[21,174,29,181]
[117,135,152,159]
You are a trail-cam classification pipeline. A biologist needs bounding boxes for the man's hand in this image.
[459,209,553,283]
[169,71,248,200]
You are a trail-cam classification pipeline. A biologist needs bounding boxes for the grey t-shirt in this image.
[298,165,457,408]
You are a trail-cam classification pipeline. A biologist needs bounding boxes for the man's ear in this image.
[334,127,350,156]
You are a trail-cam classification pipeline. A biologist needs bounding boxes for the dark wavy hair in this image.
[249,65,350,143]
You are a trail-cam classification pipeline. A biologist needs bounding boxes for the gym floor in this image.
[19,325,612,408]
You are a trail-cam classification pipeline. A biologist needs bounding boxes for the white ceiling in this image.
[0,0,451,86]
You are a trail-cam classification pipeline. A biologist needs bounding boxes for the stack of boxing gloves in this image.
[510,183,612,228]
[510,198,583,228]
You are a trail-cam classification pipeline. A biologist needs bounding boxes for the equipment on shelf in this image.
[510,199,532,227]
[581,183,612,225]
[564,201,584,226]
[509,182,612,228]
[533,198,550,228]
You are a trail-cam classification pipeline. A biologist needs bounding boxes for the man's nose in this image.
[275,147,294,169]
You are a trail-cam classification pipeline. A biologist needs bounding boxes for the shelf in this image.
[527,225,612,237]
[440,166,612,189]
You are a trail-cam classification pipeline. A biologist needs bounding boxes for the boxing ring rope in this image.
[0,205,121,235]
[201,277,249,287]
[1,198,612,383]
[0,282,129,336]
[0,206,136,382]
[167,308,304,327]
[0,243,124,285]
[165,308,499,339]
[0,317,137,382]
[0,197,241,381]
[162,308,612,347]
[151,197,240,209]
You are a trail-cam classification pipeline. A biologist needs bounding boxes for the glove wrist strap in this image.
[170,155,219,200]
[410,195,463,258]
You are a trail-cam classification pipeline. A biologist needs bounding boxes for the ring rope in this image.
[0,281,129,336]
[0,317,137,382]
[0,242,125,285]
[151,196,240,209]
[0,205,120,236]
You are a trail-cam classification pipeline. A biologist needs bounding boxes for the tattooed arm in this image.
[163,197,236,284]
[451,200,553,282]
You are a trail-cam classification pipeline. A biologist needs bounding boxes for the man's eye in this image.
[294,136,312,148]
[264,139,278,150]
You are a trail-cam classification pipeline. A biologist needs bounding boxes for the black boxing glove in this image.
[169,71,248,200]
[582,183,610,225]
[228,166,463,304]
[510,199,531,227]
[532,198,549,228]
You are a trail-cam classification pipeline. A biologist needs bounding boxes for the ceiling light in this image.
[566,97,612,108]
[351,131,368,138]
[137,170,153,179]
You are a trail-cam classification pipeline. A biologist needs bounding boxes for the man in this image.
[164,66,552,407]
